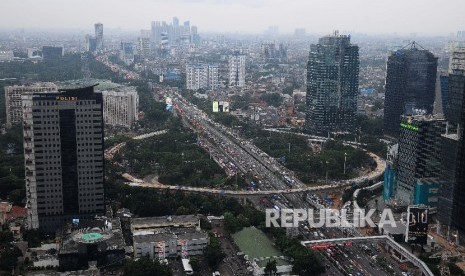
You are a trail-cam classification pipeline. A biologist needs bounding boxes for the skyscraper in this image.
[305,32,359,136]
[137,37,151,57]
[452,100,465,245]
[394,115,444,205]
[22,85,104,232]
[437,48,465,244]
[94,23,103,51]
[383,43,438,137]
[228,52,246,87]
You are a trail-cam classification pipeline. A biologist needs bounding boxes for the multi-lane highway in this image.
[109,90,399,275]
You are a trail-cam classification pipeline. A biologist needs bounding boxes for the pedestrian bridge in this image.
[301,236,434,276]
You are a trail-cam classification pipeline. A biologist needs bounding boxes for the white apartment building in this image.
[133,230,209,260]
[186,64,219,90]
[228,53,246,87]
[101,88,139,128]
[4,83,58,128]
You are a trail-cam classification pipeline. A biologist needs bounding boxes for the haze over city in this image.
[2,0,465,35]
[1,0,465,275]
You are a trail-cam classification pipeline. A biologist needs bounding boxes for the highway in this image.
[112,91,385,198]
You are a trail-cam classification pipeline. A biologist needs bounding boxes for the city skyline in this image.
[2,0,465,35]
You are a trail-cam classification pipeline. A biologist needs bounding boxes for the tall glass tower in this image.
[305,32,359,136]
[383,43,438,137]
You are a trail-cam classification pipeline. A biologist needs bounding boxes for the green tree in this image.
[260,93,283,107]
[204,235,225,270]
[223,212,239,233]
[264,259,278,276]
[123,257,172,276]
[189,257,201,275]
[0,244,22,270]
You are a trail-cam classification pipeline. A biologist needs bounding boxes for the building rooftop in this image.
[131,215,199,231]
[59,218,125,255]
[133,228,208,244]
[55,79,122,90]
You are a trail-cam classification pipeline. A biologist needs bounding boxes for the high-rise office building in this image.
[186,64,219,90]
[228,52,246,87]
[305,32,359,136]
[42,46,63,60]
[383,43,438,137]
[102,88,139,128]
[452,102,465,244]
[137,37,151,57]
[4,83,58,128]
[85,34,97,52]
[95,23,103,51]
[437,49,465,244]
[22,85,105,232]
[120,42,135,65]
[394,115,444,204]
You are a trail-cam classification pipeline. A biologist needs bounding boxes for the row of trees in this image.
[254,131,372,182]
[0,124,25,205]
[118,120,227,188]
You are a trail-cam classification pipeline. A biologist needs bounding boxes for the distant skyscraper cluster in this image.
[305,32,359,136]
[294,28,306,37]
[383,43,438,137]
[186,64,219,90]
[85,23,104,52]
[151,17,200,47]
[262,43,287,60]
[228,52,246,87]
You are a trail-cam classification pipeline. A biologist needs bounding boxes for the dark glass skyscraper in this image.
[452,104,465,244]
[437,48,465,244]
[305,32,359,136]
[383,43,438,137]
[394,115,444,204]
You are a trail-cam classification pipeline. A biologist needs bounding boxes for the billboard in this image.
[405,206,428,244]
[213,101,230,112]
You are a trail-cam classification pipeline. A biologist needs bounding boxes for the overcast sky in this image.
[2,0,465,35]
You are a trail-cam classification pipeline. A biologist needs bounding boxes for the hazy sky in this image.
[2,0,465,35]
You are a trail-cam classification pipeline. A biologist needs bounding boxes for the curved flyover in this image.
[108,130,386,196]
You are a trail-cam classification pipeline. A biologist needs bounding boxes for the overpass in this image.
[264,128,367,147]
[122,173,353,195]
[301,236,434,276]
[110,128,386,197]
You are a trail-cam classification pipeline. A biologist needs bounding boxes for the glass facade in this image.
[305,33,359,136]
[394,116,444,204]
[383,45,438,137]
